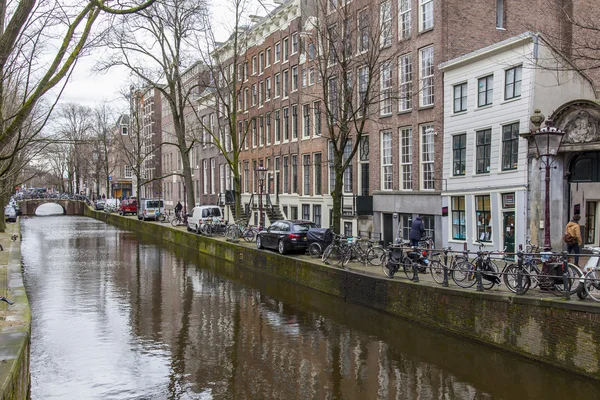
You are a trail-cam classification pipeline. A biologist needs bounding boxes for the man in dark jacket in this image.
[409,215,425,247]
[175,201,183,217]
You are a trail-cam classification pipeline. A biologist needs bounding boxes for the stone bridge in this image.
[18,199,87,216]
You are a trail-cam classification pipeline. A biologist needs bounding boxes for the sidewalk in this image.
[0,220,31,398]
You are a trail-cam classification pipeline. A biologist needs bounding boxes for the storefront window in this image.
[476,195,492,242]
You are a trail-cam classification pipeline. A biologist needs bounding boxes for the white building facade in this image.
[439,33,595,253]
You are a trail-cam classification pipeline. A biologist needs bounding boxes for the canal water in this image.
[21,215,600,399]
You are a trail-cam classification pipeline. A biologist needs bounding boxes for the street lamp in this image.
[256,165,268,229]
[530,110,565,250]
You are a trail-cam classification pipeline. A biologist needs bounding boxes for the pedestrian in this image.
[175,201,183,217]
[564,214,582,266]
[409,215,425,247]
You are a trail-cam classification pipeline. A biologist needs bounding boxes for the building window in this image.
[210,158,215,194]
[275,110,281,142]
[505,66,522,100]
[259,52,264,73]
[265,113,271,145]
[292,155,298,193]
[476,195,492,242]
[328,77,338,123]
[421,125,435,190]
[502,122,519,170]
[399,53,412,111]
[266,48,271,66]
[292,66,298,91]
[422,215,435,239]
[453,134,466,176]
[496,0,504,28]
[313,101,321,136]
[399,0,411,39]
[343,140,353,193]
[358,8,369,53]
[399,214,412,240]
[452,196,466,240]
[302,204,310,220]
[283,37,289,61]
[275,73,281,97]
[292,33,299,54]
[453,83,467,113]
[313,205,322,226]
[308,43,315,60]
[420,46,434,106]
[478,75,493,107]
[344,222,353,237]
[357,66,368,114]
[380,1,392,47]
[252,118,257,148]
[380,61,393,115]
[586,201,596,244]
[259,116,264,146]
[283,156,289,193]
[302,69,307,87]
[329,142,335,193]
[400,128,412,190]
[303,155,311,195]
[381,130,393,190]
[283,107,289,141]
[252,56,257,75]
[266,77,271,100]
[203,160,208,194]
[283,69,289,98]
[476,129,492,173]
[290,206,298,220]
[243,161,249,193]
[309,67,316,85]
[314,153,322,195]
[291,105,298,139]
[252,84,257,106]
[420,0,434,31]
[275,42,281,62]
[303,104,311,137]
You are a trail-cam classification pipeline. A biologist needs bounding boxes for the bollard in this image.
[516,251,523,294]
[442,249,449,287]
[476,256,484,292]
[562,251,571,300]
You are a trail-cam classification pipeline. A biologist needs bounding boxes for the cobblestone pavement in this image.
[126,214,597,304]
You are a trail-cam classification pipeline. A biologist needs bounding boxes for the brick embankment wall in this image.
[85,208,600,380]
[0,221,31,400]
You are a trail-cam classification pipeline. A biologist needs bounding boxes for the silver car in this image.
[4,206,16,222]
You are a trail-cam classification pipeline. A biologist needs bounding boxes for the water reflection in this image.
[21,216,600,399]
[34,203,65,216]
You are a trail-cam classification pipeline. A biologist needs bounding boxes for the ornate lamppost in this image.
[530,109,565,250]
[256,165,267,229]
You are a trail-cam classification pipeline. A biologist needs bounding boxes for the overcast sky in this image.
[56,0,275,112]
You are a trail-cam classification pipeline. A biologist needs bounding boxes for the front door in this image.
[361,163,369,196]
[383,213,394,246]
[503,212,515,258]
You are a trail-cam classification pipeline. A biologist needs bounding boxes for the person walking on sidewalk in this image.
[409,215,425,247]
[565,214,582,266]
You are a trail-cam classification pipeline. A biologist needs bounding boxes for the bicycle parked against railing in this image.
[451,242,502,290]
[170,211,187,227]
[429,246,468,285]
[321,234,348,265]
[576,246,600,301]
[341,237,385,267]
[226,222,259,242]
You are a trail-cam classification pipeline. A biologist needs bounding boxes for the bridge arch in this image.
[18,199,86,216]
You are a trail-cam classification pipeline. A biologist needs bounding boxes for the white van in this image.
[137,198,165,221]
[187,205,222,233]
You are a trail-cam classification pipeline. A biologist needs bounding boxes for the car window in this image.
[293,223,317,232]
[202,209,209,218]
[211,208,221,217]
[280,223,291,232]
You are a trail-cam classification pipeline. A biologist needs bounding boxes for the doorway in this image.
[383,213,394,246]
[503,212,515,259]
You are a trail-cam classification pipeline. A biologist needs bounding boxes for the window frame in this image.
[452,133,466,176]
[501,122,520,171]
[451,196,466,240]
[504,65,522,100]
[419,0,434,31]
[475,195,492,242]
[476,128,492,174]
[453,82,467,113]
[419,46,434,107]
[478,75,493,107]
[381,130,393,190]
[420,124,435,190]
[400,127,412,190]
[399,0,411,40]
[399,53,413,111]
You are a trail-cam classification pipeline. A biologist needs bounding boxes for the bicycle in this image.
[429,246,467,285]
[322,234,348,265]
[170,211,187,227]
[341,237,385,267]
[227,222,258,242]
[451,242,501,290]
[576,246,600,301]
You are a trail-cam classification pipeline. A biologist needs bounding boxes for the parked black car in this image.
[256,220,318,254]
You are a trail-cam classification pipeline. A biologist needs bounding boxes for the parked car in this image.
[256,220,318,254]
[104,198,120,213]
[119,199,137,216]
[137,198,164,221]
[4,206,16,222]
[187,205,223,233]
[14,204,22,216]
[95,199,106,210]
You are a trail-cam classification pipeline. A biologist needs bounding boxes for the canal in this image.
[21,215,600,399]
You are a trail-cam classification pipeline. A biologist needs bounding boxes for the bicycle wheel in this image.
[403,257,415,280]
[226,225,238,240]
[382,256,396,278]
[308,243,322,258]
[242,228,256,242]
[584,270,600,302]
[342,247,353,267]
[429,259,445,285]
[323,245,343,265]
[452,261,477,288]
[481,260,500,290]
[171,217,180,227]
[503,264,531,294]
[366,246,385,266]
[567,264,583,295]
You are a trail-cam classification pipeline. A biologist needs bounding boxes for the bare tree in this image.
[91,103,118,199]
[306,0,405,233]
[101,0,208,208]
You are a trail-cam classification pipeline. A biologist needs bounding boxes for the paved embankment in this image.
[86,208,600,381]
[0,221,30,400]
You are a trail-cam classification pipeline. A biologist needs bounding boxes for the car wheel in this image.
[278,240,287,255]
[256,236,263,249]
[187,224,192,232]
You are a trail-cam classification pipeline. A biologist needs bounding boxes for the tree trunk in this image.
[181,151,194,215]
[0,195,6,233]
[331,159,345,235]
[233,171,242,222]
